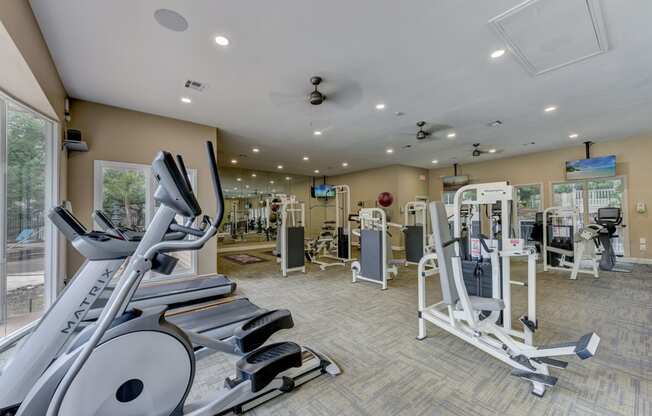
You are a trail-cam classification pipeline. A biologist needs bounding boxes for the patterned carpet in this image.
[190,251,652,416]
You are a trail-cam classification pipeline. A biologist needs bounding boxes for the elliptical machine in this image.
[1,142,339,416]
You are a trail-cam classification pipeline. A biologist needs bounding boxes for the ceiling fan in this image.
[396,121,453,141]
[471,143,501,158]
[269,75,363,110]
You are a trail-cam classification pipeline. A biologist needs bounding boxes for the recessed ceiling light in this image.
[342,162,349,167]
[285,176,291,180]
[314,169,320,174]
[489,148,497,153]
[181,97,192,104]
[569,133,579,139]
[544,106,557,113]
[230,159,237,164]
[386,148,394,154]
[447,132,456,139]
[252,147,260,153]
[302,156,310,161]
[269,180,274,184]
[375,103,386,110]
[431,160,438,164]
[215,35,230,46]
[277,165,283,169]
[236,177,242,181]
[251,173,257,177]
[313,131,322,136]
[490,49,506,59]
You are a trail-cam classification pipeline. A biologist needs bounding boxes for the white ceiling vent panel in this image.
[490,0,608,76]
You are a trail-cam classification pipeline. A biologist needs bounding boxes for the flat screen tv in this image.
[442,175,470,191]
[312,184,336,198]
[565,155,616,180]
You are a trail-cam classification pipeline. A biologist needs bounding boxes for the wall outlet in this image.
[636,202,647,213]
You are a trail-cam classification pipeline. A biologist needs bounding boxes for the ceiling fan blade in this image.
[324,79,363,110]
[269,91,305,106]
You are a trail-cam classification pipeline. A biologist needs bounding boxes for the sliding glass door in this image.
[551,177,627,256]
[1,98,58,337]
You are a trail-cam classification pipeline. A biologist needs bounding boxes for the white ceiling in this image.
[30,0,652,176]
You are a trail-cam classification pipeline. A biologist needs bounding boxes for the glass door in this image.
[551,177,628,256]
[587,178,626,255]
[1,101,55,337]
[551,181,585,231]
[514,184,542,247]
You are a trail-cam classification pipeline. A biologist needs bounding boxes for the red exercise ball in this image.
[377,192,394,207]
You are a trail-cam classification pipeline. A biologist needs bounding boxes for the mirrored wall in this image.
[218,167,311,247]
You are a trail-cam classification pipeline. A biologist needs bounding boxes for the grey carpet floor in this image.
[190,252,652,416]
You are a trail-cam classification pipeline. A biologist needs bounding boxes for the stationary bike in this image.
[593,207,623,271]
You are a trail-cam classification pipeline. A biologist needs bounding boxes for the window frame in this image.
[0,91,60,323]
[93,160,198,279]
[549,175,629,256]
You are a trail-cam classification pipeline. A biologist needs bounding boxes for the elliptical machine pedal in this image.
[229,342,303,393]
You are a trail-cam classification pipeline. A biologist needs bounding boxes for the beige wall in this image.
[428,135,652,259]
[0,1,66,122]
[322,165,429,243]
[0,1,69,281]
[67,100,219,276]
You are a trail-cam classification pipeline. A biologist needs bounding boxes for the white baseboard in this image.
[622,257,652,265]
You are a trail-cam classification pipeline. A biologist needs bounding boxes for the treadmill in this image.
[51,206,236,315]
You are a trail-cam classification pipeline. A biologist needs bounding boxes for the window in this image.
[0,96,59,337]
[514,184,542,246]
[94,160,197,279]
[551,177,627,256]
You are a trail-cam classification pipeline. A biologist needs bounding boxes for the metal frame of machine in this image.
[542,206,599,280]
[417,187,600,397]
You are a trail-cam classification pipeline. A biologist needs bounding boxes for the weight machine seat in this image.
[457,296,504,312]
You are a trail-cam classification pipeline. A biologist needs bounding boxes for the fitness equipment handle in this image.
[169,223,206,237]
[205,140,225,228]
[176,154,194,195]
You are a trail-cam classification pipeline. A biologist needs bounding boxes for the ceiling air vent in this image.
[185,80,207,92]
[489,0,609,76]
